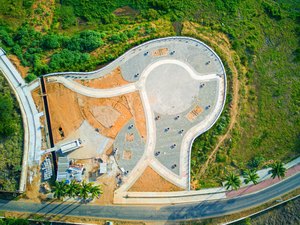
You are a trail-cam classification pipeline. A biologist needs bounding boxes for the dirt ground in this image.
[46,82,83,144]
[93,175,117,205]
[7,55,29,78]
[31,87,52,150]
[124,91,147,139]
[46,81,146,143]
[75,67,130,89]
[31,87,44,113]
[186,105,203,122]
[25,165,44,203]
[128,167,184,192]
[151,48,168,57]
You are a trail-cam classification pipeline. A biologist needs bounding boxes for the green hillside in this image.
[0,0,299,189]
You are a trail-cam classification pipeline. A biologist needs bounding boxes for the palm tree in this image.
[89,185,103,200]
[224,172,241,190]
[79,181,92,201]
[66,180,80,198]
[270,162,286,179]
[52,181,67,200]
[243,169,259,185]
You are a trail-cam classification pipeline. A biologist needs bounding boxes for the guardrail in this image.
[223,194,300,225]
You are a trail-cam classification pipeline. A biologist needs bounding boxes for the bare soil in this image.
[75,67,130,89]
[31,87,49,150]
[124,91,147,139]
[93,175,117,205]
[46,82,146,142]
[186,105,203,122]
[25,166,43,203]
[151,48,168,57]
[128,167,184,192]
[46,82,83,144]
[31,87,44,113]
[7,55,29,78]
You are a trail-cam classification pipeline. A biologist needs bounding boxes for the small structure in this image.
[41,157,53,180]
[99,163,107,174]
[68,166,84,182]
[56,157,69,181]
[56,156,84,182]
[60,139,81,154]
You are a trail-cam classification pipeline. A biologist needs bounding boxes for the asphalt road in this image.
[0,173,299,221]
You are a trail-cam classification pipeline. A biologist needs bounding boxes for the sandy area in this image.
[151,48,168,57]
[128,167,183,192]
[8,55,29,78]
[93,175,117,205]
[91,106,121,128]
[80,95,132,139]
[31,87,44,113]
[46,83,83,144]
[46,81,146,143]
[124,92,147,139]
[25,165,43,202]
[31,87,50,150]
[186,105,203,122]
[75,67,129,89]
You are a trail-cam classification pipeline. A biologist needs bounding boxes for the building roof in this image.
[99,163,107,174]
[57,157,69,181]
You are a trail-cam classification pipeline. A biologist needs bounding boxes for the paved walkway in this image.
[48,76,137,97]
[115,157,300,204]
[0,48,42,192]
[46,55,226,195]
[0,173,299,221]
[114,59,225,199]
[227,164,300,198]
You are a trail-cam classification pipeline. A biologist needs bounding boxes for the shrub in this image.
[25,73,37,83]
[64,30,103,52]
[41,34,61,49]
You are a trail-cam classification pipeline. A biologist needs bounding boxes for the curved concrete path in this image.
[0,173,299,221]
[114,60,224,199]
[42,37,227,204]
[0,48,42,192]
[48,76,138,98]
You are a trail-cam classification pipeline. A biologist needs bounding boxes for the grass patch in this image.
[0,0,299,191]
[0,72,24,192]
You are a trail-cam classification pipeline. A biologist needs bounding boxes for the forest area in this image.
[0,0,299,190]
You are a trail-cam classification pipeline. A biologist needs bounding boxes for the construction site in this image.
[29,37,226,204]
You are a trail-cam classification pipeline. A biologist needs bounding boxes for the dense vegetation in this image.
[0,218,50,225]
[0,0,299,189]
[0,73,24,191]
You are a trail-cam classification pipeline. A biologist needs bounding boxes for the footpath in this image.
[114,157,300,204]
[227,163,300,198]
